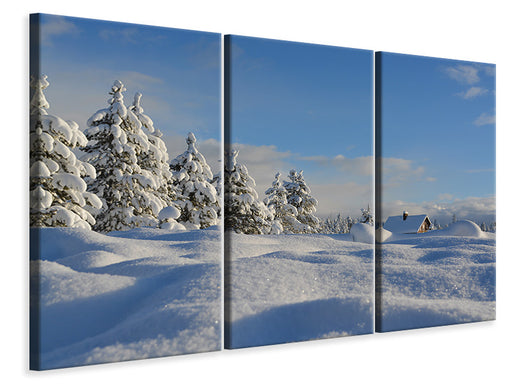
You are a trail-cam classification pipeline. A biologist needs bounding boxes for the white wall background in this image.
[3,1,510,383]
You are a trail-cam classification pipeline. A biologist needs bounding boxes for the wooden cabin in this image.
[383,211,432,234]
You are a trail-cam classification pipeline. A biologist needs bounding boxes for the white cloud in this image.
[382,195,495,225]
[381,157,425,186]
[41,16,78,46]
[480,64,496,77]
[311,182,372,218]
[229,144,372,216]
[457,87,489,99]
[473,112,496,126]
[437,193,454,201]
[444,65,480,84]
[232,143,294,199]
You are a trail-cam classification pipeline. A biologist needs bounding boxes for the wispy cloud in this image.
[300,154,373,176]
[473,112,496,126]
[444,65,480,84]
[457,86,489,99]
[41,16,78,46]
[437,193,454,201]
[233,143,294,197]
[480,64,496,77]
[381,157,425,186]
[99,28,139,43]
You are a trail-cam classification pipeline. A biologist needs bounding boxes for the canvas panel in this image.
[375,52,496,332]
[224,35,375,349]
[29,14,222,370]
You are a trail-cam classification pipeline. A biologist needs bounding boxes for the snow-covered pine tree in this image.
[211,171,223,220]
[264,172,304,234]
[82,80,161,232]
[339,214,350,233]
[29,75,101,229]
[130,92,178,210]
[360,204,374,225]
[169,132,220,229]
[283,169,320,233]
[321,213,348,234]
[346,216,356,232]
[225,149,273,234]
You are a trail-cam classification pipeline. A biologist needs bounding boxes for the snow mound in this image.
[158,206,180,220]
[443,220,483,237]
[58,251,127,270]
[350,223,374,244]
[33,260,136,306]
[32,227,222,369]
[376,227,392,243]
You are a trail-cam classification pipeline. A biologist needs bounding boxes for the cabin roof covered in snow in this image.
[384,214,430,234]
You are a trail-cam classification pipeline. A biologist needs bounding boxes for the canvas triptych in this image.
[30,14,496,370]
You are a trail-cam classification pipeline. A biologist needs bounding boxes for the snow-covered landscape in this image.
[225,230,374,348]
[376,220,496,332]
[28,15,497,374]
[31,226,222,370]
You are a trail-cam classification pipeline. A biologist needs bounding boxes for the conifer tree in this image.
[169,132,220,229]
[264,172,303,234]
[130,92,178,210]
[360,204,374,225]
[283,169,320,233]
[82,80,159,232]
[225,149,273,234]
[29,75,101,229]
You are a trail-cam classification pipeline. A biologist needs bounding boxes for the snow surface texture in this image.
[31,227,222,370]
[225,232,374,348]
[376,221,496,332]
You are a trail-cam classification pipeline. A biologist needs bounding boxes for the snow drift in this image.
[225,232,374,348]
[31,226,222,370]
[350,222,374,244]
[377,228,496,332]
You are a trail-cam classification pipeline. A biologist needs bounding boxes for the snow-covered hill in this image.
[377,226,496,332]
[225,232,374,348]
[30,226,222,370]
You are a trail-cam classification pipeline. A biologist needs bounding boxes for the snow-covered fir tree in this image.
[360,204,374,225]
[264,172,304,234]
[81,80,162,232]
[321,213,349,234]
[29,75,101,229]
[225,149,273,234]
[283,169,321,233]
[169,132,220,229]
[346,216,356,232]
[211,171,223,220]
[130,92,178,210]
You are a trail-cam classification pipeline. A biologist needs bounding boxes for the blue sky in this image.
[228,36,373,217]
[379,53,496,224]
[35,14,221,171]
